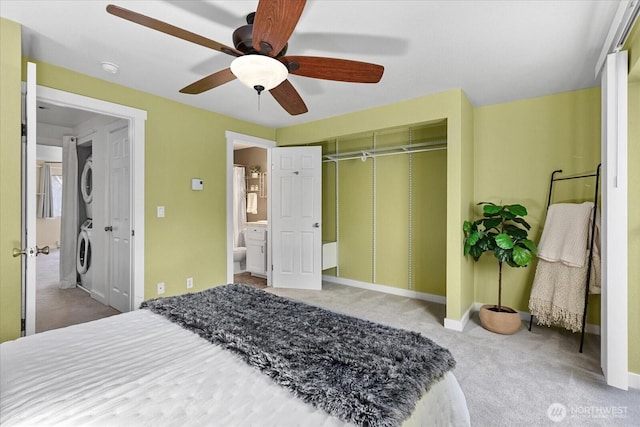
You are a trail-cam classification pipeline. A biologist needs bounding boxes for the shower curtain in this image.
[59,136,79,289]
[37,163,54,218]
[233,166,247,247]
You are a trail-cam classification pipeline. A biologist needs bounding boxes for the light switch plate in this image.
[157,206,165,218]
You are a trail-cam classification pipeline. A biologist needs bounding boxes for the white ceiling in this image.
[1,0,620,129]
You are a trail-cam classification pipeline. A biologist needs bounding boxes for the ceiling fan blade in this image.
[270,80,308,115]
[106,4,243,57]
[179,68,236,94]
[252,0,306,56]
[280,56,384,83]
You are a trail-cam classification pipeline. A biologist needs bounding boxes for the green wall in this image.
[0,18,23,342]
[474,88,602,322]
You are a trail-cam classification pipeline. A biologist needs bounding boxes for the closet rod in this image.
[323,140,446,163]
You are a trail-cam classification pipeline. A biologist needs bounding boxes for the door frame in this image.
[225,131,275,285]
[29,86,147,321]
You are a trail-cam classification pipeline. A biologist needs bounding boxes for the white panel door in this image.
[600,51,628,390]
[21,62,38,335]
[105,120,131,312]
[271,147,322,290]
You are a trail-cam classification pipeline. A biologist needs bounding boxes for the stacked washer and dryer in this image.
[77,155,93,290]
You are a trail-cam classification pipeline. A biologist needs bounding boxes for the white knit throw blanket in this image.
[537,202,594,267]
[529,203,601,332]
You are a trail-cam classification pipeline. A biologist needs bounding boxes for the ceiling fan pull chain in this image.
[254,84,265,112]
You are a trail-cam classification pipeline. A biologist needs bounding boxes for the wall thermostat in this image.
[191,178,203,190]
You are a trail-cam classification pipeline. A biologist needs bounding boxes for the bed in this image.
[1,284,470,426]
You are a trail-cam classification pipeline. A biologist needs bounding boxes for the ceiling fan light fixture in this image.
[230,55,288,93]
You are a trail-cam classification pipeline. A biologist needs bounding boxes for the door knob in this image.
[105,226,113,232]
[12,248,26,257]
[36,246,50,256]
[312,222,320,228]
[12,246,49,257]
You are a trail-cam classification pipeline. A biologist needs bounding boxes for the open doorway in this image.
[22,84,147,335]
[225,132,275,288]
[34,102,121,332]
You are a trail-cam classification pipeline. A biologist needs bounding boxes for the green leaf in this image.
[478,236,495,251]
[512,246,533,266]
[493,247,511,263]
[504,224,527,239]
[495,233,514,249]
[507,204,527,216]
[465,230,480,246]
[463,220,472,234]
[512,217,531,230]
[481,217,501,230]
[501,210,516,220]
[464,240,471,256]
[483,204,502,215]
[469,245,483,260]
[520,239,538,254]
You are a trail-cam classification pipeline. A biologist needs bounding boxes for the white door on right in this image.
[106,119,131,312]
[271,146,322,290]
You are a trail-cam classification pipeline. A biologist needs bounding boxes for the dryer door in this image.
[81,158,93,204]
[76,230,90,274]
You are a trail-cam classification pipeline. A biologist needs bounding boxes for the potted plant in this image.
[249,165,261,178]
[463,202,537,334]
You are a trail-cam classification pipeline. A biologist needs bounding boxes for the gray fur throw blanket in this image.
[141,284,456,427]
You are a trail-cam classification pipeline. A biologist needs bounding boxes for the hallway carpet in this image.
[36,249,120,333]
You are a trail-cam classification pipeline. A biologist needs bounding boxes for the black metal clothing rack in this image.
[528,164,601,353]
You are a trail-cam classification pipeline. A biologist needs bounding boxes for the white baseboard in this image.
[444,304,473,332]
[629,372,640,390]
[322,275,446,304]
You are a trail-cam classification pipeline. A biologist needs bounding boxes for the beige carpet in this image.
[36,249,120,333]
[267,282,640,427]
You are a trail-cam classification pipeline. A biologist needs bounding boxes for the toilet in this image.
[233,230,246,273]
[233,247,246,273]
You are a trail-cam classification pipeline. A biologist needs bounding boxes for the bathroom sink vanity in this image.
[246,222,267,277]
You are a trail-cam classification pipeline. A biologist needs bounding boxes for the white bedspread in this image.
[1,310,470,427]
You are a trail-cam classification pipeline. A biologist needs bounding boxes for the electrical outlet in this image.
[157,206,165,218]
[186,277,194,289]
[157,282,165,294]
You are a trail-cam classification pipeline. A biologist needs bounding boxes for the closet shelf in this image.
[322,140,446,162]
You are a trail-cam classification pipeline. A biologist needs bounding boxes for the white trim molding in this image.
[629,372,640,390]
[322,275,446,305]
[35,85,147,311]
[444,305,472,332]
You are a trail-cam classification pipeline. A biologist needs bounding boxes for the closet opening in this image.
[310,120,448,314]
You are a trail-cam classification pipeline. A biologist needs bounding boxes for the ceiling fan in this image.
[106,0,384,116]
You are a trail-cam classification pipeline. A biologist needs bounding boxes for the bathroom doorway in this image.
[225,132,275,287]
